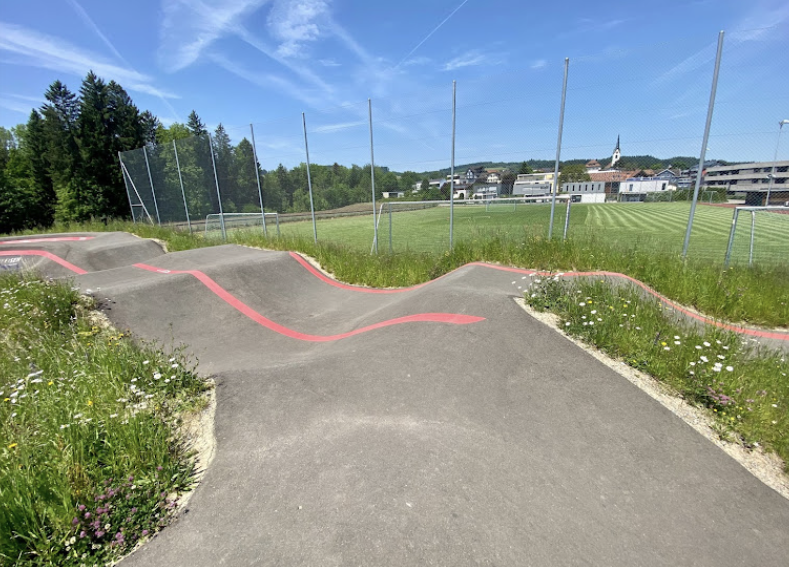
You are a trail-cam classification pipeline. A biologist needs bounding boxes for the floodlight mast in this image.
[766,119,789,206]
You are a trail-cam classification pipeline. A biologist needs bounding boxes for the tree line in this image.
[0,72,157,233]
[0,71,429,233]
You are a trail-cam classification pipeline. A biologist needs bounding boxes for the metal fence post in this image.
[683,30,724,258]
[208,134,227,241]
[549,57,570,239]
[250,123,267,236]
[724,207,739,267]
[388,200,393,253]
[142,146,161,226]
[563,198,571,240]
[369,99,378,254]
[172,140,192,233]
[302,112,317,244]
[449,80,457,249]
[119,152,136,223]
[748,210,756,266]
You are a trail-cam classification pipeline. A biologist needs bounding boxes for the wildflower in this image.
[703,341,711,347]
[726,366,733,372]
[87,400,93,406]
[674,341,681,345]
[153,373,162,380]
[48,381,53,386]
[142,360,150,365]
[7,443,17,449]
[661,342,667,346]
[695,345,702,350]
[717,355,725,360]
[674,336,680,340]
[700,356,709,363]
[578,302,586,307]
[591,310,597,315]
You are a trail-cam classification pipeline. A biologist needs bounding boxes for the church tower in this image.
[610,135,621,169]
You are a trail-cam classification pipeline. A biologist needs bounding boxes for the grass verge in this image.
[21,219,789,328]
[0,272,210,566]
[525,276,788,470]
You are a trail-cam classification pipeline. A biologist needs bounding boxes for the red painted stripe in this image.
[287,253,788,342]
[133,263,485,342]
[0,250,87,275]
[0,236,94,245]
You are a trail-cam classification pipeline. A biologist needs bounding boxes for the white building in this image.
[512,171,555,196]
[562,181,606,203]
[619,177,675,201]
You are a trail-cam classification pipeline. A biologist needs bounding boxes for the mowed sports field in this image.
[266,202,788,265]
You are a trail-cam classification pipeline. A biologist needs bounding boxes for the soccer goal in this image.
[724,206,789,266]
[204,212,280,237]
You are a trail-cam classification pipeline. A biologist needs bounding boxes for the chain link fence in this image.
[119,28,788,267]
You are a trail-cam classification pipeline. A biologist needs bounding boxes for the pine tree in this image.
[41,80,81,196]
[187,110,207,136]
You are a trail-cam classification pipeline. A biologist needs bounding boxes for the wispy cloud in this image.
[0,97,35,115]
[402,56,431,67]
[442,49,496,71]
[531,59,547,70]
[0,22,178,99]
[66,0,181,118]
[209,52,328,109]
[267,0,329,58]
[657,3,789,85]
[310,120,366,133]
[158,0,272,72]
[319,59,341,67]
[395,0,472,69]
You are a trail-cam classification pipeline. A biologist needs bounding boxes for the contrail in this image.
[394,0,471,69]
[65,0,182,121]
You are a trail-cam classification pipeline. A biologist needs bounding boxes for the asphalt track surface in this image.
[2,232,789,566]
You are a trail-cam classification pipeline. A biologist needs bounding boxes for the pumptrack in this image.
[2,231,788,567]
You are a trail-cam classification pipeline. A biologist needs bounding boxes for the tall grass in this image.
[14,219,789,327]
[526,277,789,469]
[0,273,208,565]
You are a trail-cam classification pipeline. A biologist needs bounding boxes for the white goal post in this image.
[724,206,789,266]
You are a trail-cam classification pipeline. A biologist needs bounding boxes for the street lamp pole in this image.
[766,119,789,206]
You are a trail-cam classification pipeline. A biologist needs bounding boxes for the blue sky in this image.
[1,0,788,172]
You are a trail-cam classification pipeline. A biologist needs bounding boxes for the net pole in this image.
[563,198,571,240]
[683,30,724,258]
[302,112,317,244]
[275,213,280,237]
[388,200,393,253]
[250,123,267,236]
[142,146,161,225]
[208,134,227,241]
[724,207,739,267]
[749,210,756,266]
[369,99,378,254]
[172,140,192,233]
[119,152,135,223]
[449,80,457,249]
[120,158,153,224]
[549,57,570,239]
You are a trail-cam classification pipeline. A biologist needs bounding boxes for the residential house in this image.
[585,160,602,173]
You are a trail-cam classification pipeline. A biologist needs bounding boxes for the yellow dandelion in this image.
[8,443,17,449]
[87,400,93,406]
[47,381,53,386]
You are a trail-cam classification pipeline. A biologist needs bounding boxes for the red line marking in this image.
[0,236,94,245]
[0,250,87,275]
[288,252,788,342]
[133,263,485,342]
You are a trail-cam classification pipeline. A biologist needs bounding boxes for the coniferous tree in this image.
[187,110,207,136]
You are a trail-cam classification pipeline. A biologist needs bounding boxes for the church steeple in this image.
[611,135,621,169]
